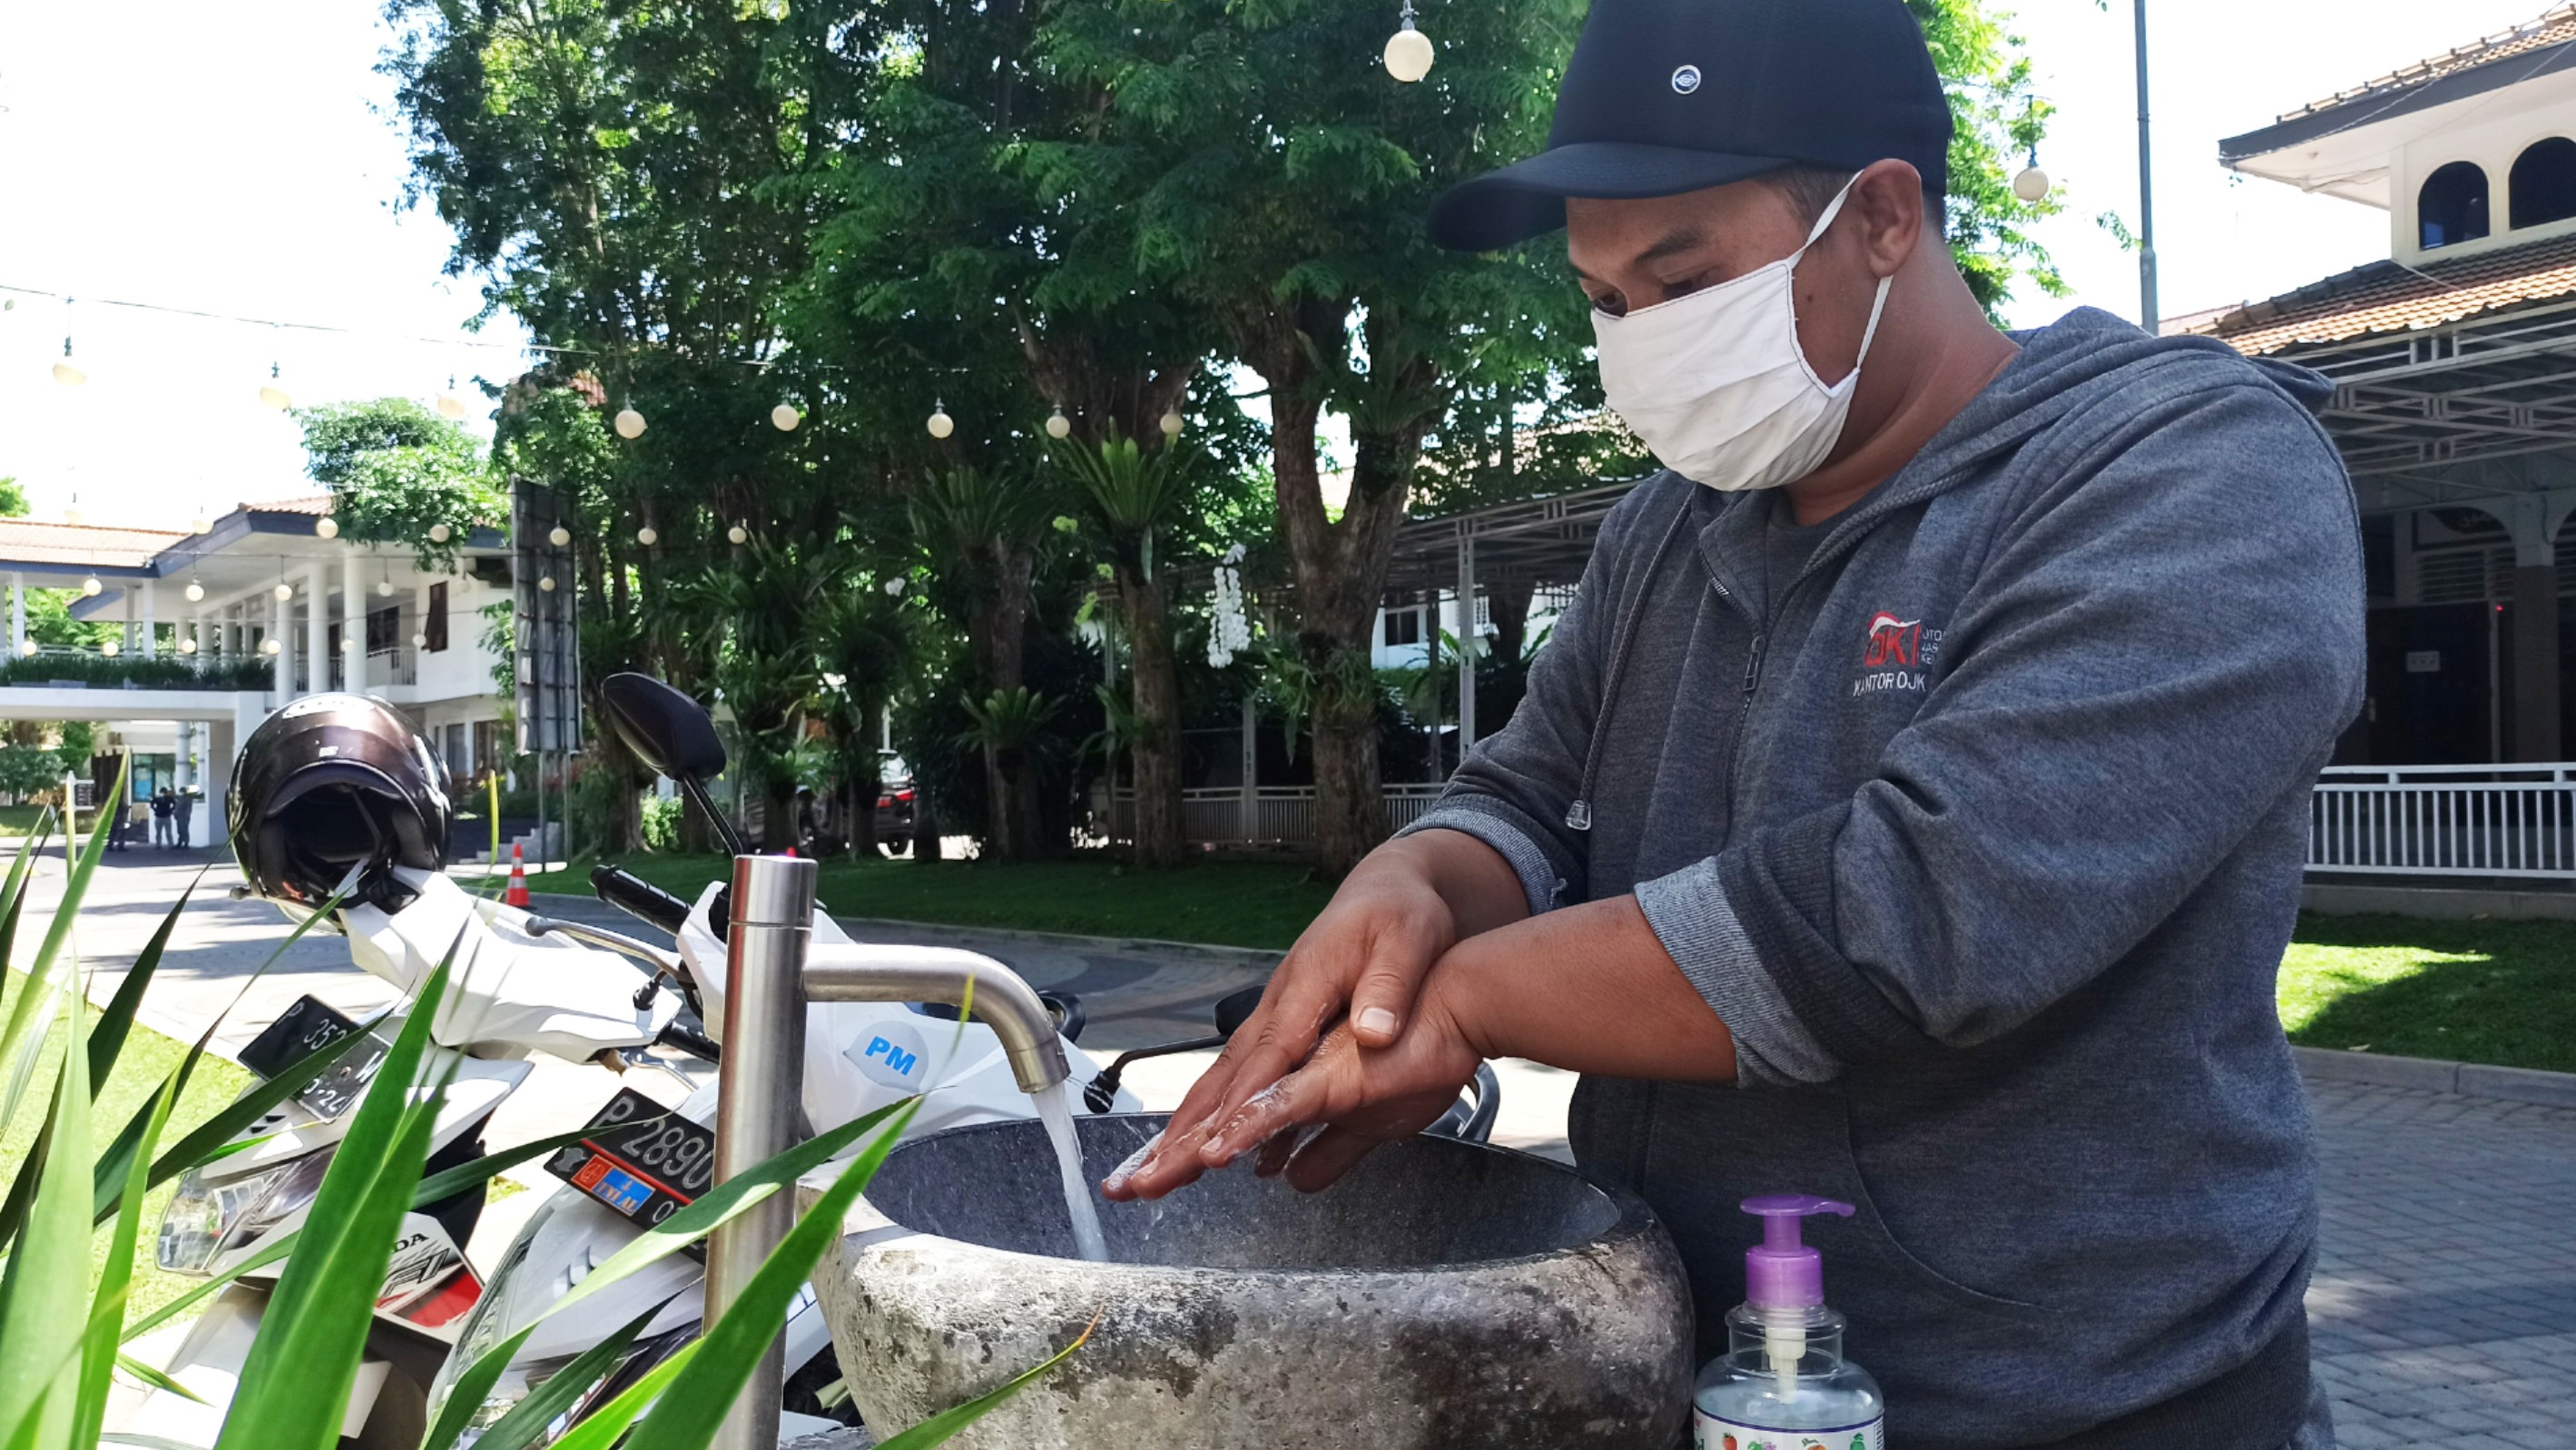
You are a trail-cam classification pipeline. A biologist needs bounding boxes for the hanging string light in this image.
[927,400,954,439]
[548,525,572,547]
[64,492,84,527]
[772,402,801,431]
[428,523,453,544]
[15,639,33,659]
[377,563,395,597]
[1383,0,1434,82]
[184,574,205,603]
[615,399,647,439]
[262,636,281,656]
[259,360,292,411]
[81,575,101,597]
[538,575,557,592]
[2012,141,2051,203]
[637,525,659,547]
[1160,409,1185,439]
[1045,408,1072,440]
[52,336,85,388]
[179,634,197,656]
[189,504,211,535]
[274,580,293,602]
[100,637,120,658]
[316,515,339,539]
[437,375,467,421]
[883,577,907,597]
[727,522,749,546]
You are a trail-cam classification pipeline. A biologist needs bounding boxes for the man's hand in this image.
[1096,829,1525,1201]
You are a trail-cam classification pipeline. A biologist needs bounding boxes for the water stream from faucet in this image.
[1033,1083,1109,1262]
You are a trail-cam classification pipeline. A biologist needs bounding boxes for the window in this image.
[425,583,449,653]
[2512,137,2576,228]
[1382,610,1421,647]
[365,606,399,655]
[2419,162,2492,249]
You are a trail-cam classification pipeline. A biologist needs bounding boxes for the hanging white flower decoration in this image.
[1207,542,1252,667]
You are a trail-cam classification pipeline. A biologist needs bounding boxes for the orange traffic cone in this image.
[503,842,532,908]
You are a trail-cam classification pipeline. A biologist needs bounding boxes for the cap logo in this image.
[1670,64,1701,94]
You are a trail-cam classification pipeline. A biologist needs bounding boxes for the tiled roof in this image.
[240,495,336,516]
[2185,232,2576,355]
[2280,6,2576,124]
[0,519,189,570]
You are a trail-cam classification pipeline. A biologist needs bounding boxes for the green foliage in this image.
[0,653,273,691]
[21,588,113,650]
[1909,0,2066,315]
[295,398,502,568]
[0,747,61,801]
[958,686,1063,755]
[639,793,682,852]
[0,478,28,518]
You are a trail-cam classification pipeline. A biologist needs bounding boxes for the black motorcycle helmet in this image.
[229,694,453,914]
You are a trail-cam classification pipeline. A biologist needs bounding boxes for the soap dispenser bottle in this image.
[1692,1195,1885,1450]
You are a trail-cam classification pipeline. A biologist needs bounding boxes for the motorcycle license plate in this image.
[238,996,392,1122]
[546,1088,715,1230]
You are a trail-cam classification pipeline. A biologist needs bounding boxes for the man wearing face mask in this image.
[1106,0,2358,1445]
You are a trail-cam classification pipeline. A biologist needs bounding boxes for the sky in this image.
[0,0,2566,527]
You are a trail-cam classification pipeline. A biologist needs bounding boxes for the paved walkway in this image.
[33,852,2576,1438]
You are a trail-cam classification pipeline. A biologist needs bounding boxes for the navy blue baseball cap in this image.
[1429,0,1954,252]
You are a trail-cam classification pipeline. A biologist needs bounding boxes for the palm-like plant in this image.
[957,686,1063,862]
[1049,433,1195,868]
[817,578,919,854]
[911,466,1060,859]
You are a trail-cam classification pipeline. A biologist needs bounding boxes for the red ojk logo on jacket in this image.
[1863,611,1921,668]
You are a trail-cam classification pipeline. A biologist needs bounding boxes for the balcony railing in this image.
[2309,763,2576,880]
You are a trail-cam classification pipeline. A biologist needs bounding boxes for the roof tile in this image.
[2186,232,2576,355]
[2281,5,2576,123]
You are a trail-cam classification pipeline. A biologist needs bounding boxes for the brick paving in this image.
[2308,1080,2576,1445]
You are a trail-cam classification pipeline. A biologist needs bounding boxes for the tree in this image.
[909,466,1058,860]
[295,399,500,567]
[0,478,28,518]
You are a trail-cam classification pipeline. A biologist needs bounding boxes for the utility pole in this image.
[2135,0,2159,332]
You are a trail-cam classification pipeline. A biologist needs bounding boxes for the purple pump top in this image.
[1741,1194,1854,1309]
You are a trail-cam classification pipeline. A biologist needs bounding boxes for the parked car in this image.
[873,753,917,854]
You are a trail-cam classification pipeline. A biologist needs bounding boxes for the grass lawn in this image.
[556,859,2576,1073]
[551,850,1335,952]
[0,998,255,1324]
[2280,912,2576,1074]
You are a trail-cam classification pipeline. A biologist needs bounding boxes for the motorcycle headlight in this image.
[155,1152,333,1275]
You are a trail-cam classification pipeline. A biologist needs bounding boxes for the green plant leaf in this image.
[0,816,52,1041]
[73,1021,194,1450]
[212,952,457,1450]
[871,1309,1100,1450]
[537,1341,699,1450]
[87,870,205,1090]
[618,1095,923,1450]
[426,1295,676,1450]
[0,760,119,1129]
[111,1351,203,1404]
[0,967,94,1447]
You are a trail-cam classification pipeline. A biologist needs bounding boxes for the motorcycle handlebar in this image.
[592,864,693,935]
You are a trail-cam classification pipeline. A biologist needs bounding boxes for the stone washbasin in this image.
[808,1112,1693,1449]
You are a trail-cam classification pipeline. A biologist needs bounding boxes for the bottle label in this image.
[1693,1413,1883,1450]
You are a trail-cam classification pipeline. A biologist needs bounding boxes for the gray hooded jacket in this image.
[1402,309,2363,1448]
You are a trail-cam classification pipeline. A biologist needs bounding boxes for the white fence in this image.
[2309,763,2576,879]
[1106,784,1450,845]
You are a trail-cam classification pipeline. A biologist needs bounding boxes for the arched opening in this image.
[2511,137,2576,228]
[2419,162,2492,249]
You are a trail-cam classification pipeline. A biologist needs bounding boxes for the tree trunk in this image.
[1119,567,1185,868]
[1487,575,1534,666]
[974,544,1037,860]
[848,700,883,857]
[1243,301,1429,876]
[981,746,1020,862]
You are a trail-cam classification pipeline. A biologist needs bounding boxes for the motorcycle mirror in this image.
[1213,984,1265,1039]
[599,674,728,782]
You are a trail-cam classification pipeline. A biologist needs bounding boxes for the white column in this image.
[123,585,136,657]
[1239,695,1257,843]
[271,587,290,696]
[1456,530,1479,753]
[204,716,237,850]
[343,549,368,695]
[9,573,22,656]
[305,567,326,694]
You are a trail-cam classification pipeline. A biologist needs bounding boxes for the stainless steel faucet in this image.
[706,853,1069,1450]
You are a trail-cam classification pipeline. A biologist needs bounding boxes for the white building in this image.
[0,495,512,842]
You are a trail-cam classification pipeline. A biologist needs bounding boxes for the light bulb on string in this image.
[2012,142,2050,203]
[637,525,659,547]
[883,577,907,597]
[262,636,281,656]
[615,403,647,439]
[548,525,572,547]
[64,493,84,528]
[428,523,452,544]
[184,577,205,603]
[340,634,359,654]
[100,638,119,658]
[15,639,34,658]
[437,376,467,421]
[927,400,954,439]
[772,402,801,431]
[259,361,291,411]
[179,636,197,656]
[52,337,85,388]
[1160,410,1185,439]
[316,517,339,539]
[1383,1,1433,82]
[727,522,749,546]
[80,575,101,597]
[377,577,394,597]
[1045,409,1072,440]
[411,632,428,649]
[274,582,293,602]
[190,505,211,534]
[538,576,556,593]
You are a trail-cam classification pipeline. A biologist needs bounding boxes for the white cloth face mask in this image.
[1592,176,1895,492]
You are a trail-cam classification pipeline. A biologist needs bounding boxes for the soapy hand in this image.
[1104,972,1486,1198]
[1099,843,1467,1199]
